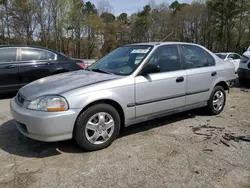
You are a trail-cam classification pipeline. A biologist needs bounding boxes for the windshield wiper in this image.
[91,68,113,74]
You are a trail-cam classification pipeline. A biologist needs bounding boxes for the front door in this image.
[180,44,217,105]
[135,45,186,117]
[18,47,57,84]
[0,47,20,92]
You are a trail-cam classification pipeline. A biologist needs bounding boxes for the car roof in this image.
[215,53,229,55]
[126,41,206,47]
[0,45,62,55]
[216,52,240,55]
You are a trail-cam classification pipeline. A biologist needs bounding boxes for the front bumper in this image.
[10,98,81,142]
[238,68,250,80]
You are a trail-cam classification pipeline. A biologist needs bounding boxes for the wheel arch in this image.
[214,81,229,92]
[75,99,125,128]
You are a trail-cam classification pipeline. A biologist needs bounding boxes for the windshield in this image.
[89,45,153,75]
[215,53,227,59]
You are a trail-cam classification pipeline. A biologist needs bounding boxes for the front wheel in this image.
[74,103,121,151]
[206,86,226,115]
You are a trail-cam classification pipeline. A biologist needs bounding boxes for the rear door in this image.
[0,47,20,92]
[18,47,58,84]
[180,44,216,105]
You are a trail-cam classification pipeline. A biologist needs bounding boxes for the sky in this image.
[88,0,192,16]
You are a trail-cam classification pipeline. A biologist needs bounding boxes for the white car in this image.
[215,53,242,73]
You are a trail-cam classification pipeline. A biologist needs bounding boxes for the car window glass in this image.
[0,48,17,63]
[234,54,241,59]
[181,45,215,69]
[21,48,56,61]
[89,45,152,75]
[228,54,235,59]
[147,45,181,72]
[215,54,227,59]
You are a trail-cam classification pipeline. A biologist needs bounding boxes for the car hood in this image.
[19,70,121,100]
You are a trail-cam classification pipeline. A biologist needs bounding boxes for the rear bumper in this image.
[238,68,250,80]
[10,98,81,142]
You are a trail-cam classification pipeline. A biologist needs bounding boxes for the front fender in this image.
[63,85,135,123]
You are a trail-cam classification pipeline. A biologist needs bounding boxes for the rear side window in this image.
[181,45,215,69]
[0,48,17,63]
[21,48,56,61]
[234,54,241,59]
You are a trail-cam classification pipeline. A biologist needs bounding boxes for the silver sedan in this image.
[11,42,236,151]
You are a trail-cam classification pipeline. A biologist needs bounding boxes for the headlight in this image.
[28,96,69,112]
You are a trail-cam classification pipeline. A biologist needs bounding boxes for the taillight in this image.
[76,62,85,69]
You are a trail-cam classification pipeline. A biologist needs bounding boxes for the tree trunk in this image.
[236,0,243,52]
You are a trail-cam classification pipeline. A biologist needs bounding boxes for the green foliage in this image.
[117,13,128,24]
[0,0,250,57]
[100,12,115,24]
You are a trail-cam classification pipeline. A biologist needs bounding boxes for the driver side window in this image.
[147,45,182,73]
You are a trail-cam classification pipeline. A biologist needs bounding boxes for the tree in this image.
[0,0,249,57]
[207,0,241,51]
[11,0,40,44]
[131,5,152,42]
[97,0,113,15]
[100,12,117,55]
[100,12,115,24]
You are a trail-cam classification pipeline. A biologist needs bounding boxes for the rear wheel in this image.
[206,86,226,115]
[74,103,121,151]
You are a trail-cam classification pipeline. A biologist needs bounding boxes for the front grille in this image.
[16,93,25,105]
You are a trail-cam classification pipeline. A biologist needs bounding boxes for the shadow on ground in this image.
[232,78,250,89]
[0,112,195,158]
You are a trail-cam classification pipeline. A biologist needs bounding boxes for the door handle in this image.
[211,72,217,76]
[5,65,16,69]
[176,77,184,83]
[45,62,53,65]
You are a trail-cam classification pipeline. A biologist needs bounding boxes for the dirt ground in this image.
[0,85,250,188]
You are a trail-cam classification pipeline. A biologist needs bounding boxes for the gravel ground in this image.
[0,86,250,188]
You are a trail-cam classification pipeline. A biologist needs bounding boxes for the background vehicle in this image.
[11,42,236,151]
[0,45,83,93]
[215,52,241,72]
[238,51,250,85]
[70,58,96,68]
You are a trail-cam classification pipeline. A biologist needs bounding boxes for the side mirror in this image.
[141,64,161,75]
[228,58,233,61]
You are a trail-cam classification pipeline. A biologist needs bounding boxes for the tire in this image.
[74,103,121,151]
[206,86,226,115]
